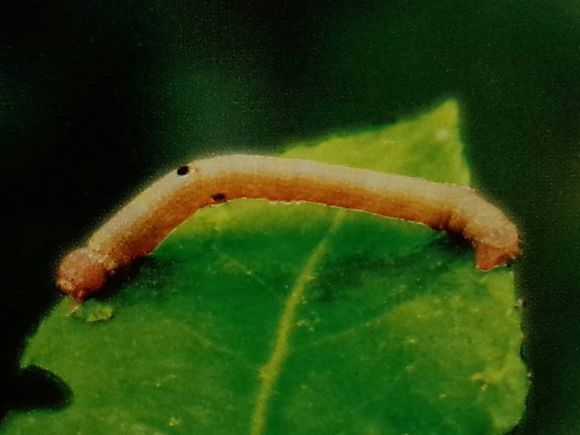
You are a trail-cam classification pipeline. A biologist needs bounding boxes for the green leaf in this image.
[3,100,528,434]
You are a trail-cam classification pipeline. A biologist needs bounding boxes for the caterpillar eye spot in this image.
[176,165,190,176]
[211,193,227,203]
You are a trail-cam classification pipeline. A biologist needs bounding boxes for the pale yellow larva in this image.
[57,154,519,301]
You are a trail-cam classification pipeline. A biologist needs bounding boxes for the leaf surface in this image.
[3,101,528,434]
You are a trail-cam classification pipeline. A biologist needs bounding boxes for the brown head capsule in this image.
[56,248,110,301]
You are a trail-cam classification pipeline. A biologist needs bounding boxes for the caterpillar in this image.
[57,154,519,301]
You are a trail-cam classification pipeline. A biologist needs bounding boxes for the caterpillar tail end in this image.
[56,248,109,302]
[474,242,520,271]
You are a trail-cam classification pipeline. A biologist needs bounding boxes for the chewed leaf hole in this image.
[11,366,71,412]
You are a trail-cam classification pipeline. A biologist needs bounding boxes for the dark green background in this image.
[0,1,578,433]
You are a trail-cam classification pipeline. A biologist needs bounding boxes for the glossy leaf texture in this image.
[3,101,528,434]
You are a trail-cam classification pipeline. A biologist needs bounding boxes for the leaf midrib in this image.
[249,213,344,435]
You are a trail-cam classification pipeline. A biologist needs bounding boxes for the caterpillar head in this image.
[56,248,109,301]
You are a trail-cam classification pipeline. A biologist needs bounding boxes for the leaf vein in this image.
[249,213,344,435]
